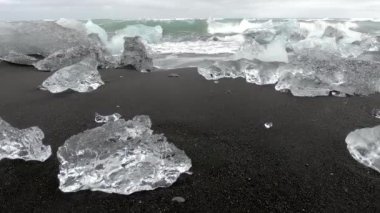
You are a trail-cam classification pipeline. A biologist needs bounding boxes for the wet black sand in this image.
[0,62,379,212]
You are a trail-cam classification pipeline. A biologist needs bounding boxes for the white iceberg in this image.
[0,117,51,162]
[95,113,122,123]
[57,115,192,195]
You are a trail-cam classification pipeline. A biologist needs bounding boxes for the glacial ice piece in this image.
[264,122,273,129]
[0,117,51,162]
[34,34,112,71]
[345,125,380,173]
[41,57,104,93]
[34,46,95,71]
[198,60,246,81]
[0,21,90,58]
[57,115,192,195]
[274,54,380,97]
[236,37,288,63]
[120,37,154,72]
[0,51,40,65]
[198,59,282,85]
[95,113,122,123]
[275,72,332,97]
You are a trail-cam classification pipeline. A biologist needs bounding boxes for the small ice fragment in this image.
[57,115,192,195]
[264,122,273,129]
[116,105,120,108]
[95,113,122,123]
[214,81,219,84]
[345,125,380,173]
[371,109,380,119]
[331,91,347,97]
[172,197,186,203]
[168,73,180,78]
[0,117,51,162]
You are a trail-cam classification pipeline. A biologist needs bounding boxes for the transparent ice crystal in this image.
[57,115,192,195]
[346,125,380,173]
[95,113,122,123]
[0,117,51,162]
[41,57,104,93]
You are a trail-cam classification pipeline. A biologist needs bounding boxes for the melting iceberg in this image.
[346,125,380,173]
[34,34,112,72]
[57,115,192,195]
[95,113,122,123]
[0,117,51,162]
[41,57,104,93]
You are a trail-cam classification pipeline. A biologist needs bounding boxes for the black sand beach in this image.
[0,61,379,212]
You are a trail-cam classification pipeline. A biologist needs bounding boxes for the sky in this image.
[1,0,380,20]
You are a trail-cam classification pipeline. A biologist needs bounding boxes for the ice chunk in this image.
[0,117,51,162]
[57,115,192,195]
[95,113,122,123]
[198,60,246,81]
[236,37,288,63]
[275,72,332,97]
[274,54,380,97]
[108,24,163,55]
[34,46,95,71]
[264,122,273,129]
[345,125,380,173]
[34,35,112,71]
[0,21,90,58]
[120,37,154,72]
[0,51,40,65]
[41,57,104,93]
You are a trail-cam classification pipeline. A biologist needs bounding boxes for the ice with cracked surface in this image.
[95,113,122,123]
[0,117,51,162]
[41,57,104,93]
[345,125,380,173]
[57,115,192,195]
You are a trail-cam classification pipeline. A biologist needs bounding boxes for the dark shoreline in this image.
[0,61,379,212]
